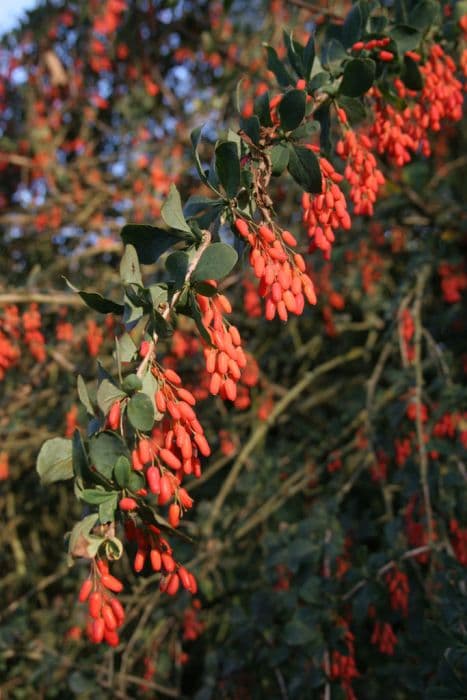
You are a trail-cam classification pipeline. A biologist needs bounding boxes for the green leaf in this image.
[390,25,422,53]
[128,470,145,492]
[127,392,155,432]
[113,456,131,487]
[96,379,126,416]
[184,196,224,221]
[36,438,73,485]
[64,279,124,315]
[270,143,290,176]
[402,54,423,90]
[120,244,142,285]
[290,122,319,141]
[284,616,318,645]
[299,577,322,604]
[149,284,169,312]
[264,45,294,87]
[324,38,348,72]
[254,91,273,127]
[287,144,322,194]
[192,242,238,282]
[454,0,467,21]
[89,431,130,479]
[72,430,88,480]
[408,0,440,31]
[161,184,192,233]
[194,280,218,297]
[77,375,95,416]
[115,333,137,364]
[336,95,367,125]
[240,116,261,146]
[122,373,143,393]
[303,34,315,81]
[339,58,375,97]
[215,141,241,199]
[81,488,118,505]
[342,1,364,47]
[166,250,190,288]
[141,369,163,420]
[278,89,306,132]
[121,224,181,265]
[283,31,305,78]
[190,126,209,185]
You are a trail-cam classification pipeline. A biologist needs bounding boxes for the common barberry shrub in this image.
[0,0,466,697]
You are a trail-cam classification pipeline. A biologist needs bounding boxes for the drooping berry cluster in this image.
[197,288,247,401]
[78,559,125,646]
[301,152,351,259]
[370,620,397,655]
[386,567,409,617]
[235,217,317,321]
[336,108,385,217]
[124,520,197,594]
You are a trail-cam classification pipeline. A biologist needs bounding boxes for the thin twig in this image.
[413,266,434,546]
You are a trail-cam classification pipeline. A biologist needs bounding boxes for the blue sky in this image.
[0,0,37,34]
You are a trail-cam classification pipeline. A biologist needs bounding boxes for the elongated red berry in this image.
[161,552,176,572]
[147,466,161,494]
[168,503,180,528]
[150,548,162,571]
[109,597,125,625]
[160,448,182,471]
[166,572,180,596]
[134,549,146,572]
[119,497,137,511]
[78,578,93,603]
[178,566,192,590]
[100,603,116,629]
[92,617,105,643]
[104,628,119,647]
[88,591,102,619]
[158,474,172,505]
[108,401,121,430]
[101,574,123,593]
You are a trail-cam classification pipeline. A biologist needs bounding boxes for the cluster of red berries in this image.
[398,45,463,135]
[370,44,463,166]
[78,559,125,646]
[124,520,197,594]
[301,152,351,259]
[438,261,467,304]
[197,288,246,401]
[336,108,385,217]
[386,567,409,617]
[449,519,467,567]
[369,86,421,166]
[329,620,359,700]
[22,303,46,363]
[371,620,397,655]
[182,599,205,641]
[352,36,394,62]
[235,217,317,321]
[404,496,434,563]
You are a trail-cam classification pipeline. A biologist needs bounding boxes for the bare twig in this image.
[413,266,434,546]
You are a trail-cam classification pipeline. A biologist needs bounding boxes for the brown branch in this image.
[0,292,85,307]
[413,266,434,547]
